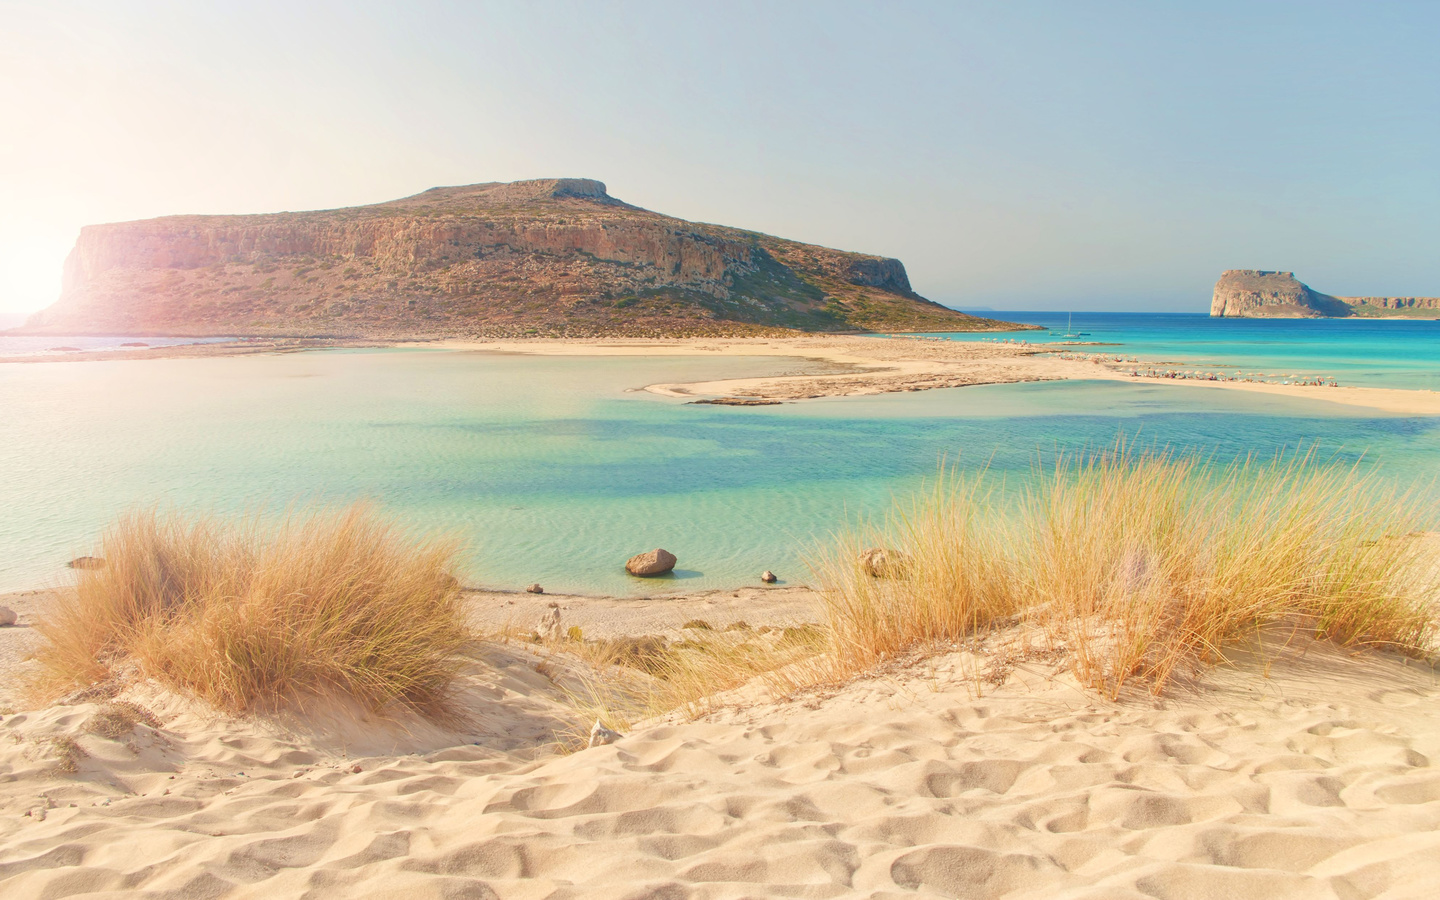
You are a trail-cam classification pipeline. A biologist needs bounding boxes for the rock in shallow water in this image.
[526,583,544,594]
[67,556,106,570]
[761,570,777,583]
[626,548,677,577]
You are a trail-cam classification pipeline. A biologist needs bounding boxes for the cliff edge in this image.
[22,179,1026,338]
[1211,270,1440,318]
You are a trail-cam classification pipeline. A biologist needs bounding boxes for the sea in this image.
[0,335,236,357]
[1,313,1436,596]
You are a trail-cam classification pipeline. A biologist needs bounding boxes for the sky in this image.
[1,1,1437,317]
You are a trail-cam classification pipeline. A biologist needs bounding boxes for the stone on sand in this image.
[859,547,910,578]
[536,603,563,641]
[587,720,623,748]
[0,606,15,627]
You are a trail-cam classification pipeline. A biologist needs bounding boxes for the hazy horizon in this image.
[3,1,1437,317]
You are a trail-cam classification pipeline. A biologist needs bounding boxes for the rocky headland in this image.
[1211,269,1440,318]
[18,178,1026,338]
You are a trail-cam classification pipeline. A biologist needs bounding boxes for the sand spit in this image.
[443,336,1440,415]
[3,584,1440,898]
[7,333,1437,414]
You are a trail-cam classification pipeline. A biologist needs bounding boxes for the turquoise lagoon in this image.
[2,329,1437,596]
[950,312,1440,391]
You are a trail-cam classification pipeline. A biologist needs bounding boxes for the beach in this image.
[450,335,1440,415]
[3,584,1439,898]
[2,331,1438,898]
[9,332,1440,414]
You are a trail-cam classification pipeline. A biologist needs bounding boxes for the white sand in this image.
[4,585,1439,898]
[438,336,1440,415]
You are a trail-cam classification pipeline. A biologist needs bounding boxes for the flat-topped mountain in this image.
[22,178,1022,337]
[1211,270,1440,319]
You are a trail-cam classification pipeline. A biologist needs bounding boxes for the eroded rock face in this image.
[1210,271,1342,318]
[626,548,677,577]
[1211,270,1439,318]
[23,179,1017,338]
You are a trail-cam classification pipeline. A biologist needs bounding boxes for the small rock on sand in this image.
[587,720,623,748]
[626,548,677,577]
[761,570,777,583]
[526,583,544,594]
[859,547,910,579]
[68,556,106,570]
[0,606,15,627]
[536,603,563,641]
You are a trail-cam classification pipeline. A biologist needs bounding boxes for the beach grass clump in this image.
[819,446,1439,697]
[560,625,827,732]
[34,504,470,718]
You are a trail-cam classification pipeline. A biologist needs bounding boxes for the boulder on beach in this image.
[0,606,16,627]
[626,548,677,577]
[67,556,106,570]
[859,547,910,579]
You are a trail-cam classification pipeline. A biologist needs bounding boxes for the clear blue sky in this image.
[2,0,1437,315]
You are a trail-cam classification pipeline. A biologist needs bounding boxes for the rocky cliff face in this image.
[1211,270,1439,318]
[25,179,1019,337]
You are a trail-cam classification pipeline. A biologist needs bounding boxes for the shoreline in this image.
[442,336,1440,415]
[6,332,1438,414]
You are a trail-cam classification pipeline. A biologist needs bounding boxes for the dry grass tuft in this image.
[818,446,1439,698]
[559,626,828,732]
[47,736,87,774]
[32,504,470,718]
[86,701,162,739]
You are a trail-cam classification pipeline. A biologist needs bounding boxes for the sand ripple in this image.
[3,639,1439,898]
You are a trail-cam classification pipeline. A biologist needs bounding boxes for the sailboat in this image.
[1059,312,1088,339]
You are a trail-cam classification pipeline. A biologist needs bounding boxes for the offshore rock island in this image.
[1211,269,1440,318]
[20,178,1025,338]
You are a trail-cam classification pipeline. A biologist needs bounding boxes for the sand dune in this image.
[4,603,1439,899]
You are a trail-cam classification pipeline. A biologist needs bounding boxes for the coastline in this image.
[7,332,1439,414]
[443,336,1440,415]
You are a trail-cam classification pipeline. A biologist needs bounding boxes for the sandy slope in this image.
[4,602,1439,899]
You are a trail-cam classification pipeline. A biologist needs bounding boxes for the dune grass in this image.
[818,446,1439,698]
[549,624,829,736]
[33,504,471,718]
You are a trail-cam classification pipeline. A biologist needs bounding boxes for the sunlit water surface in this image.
[2,345,1437,595]
[943,312,1440,391]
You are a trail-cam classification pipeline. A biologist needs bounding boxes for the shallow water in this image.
[942,312,1440,391]
[0,334,234,357]
[2,346,1436,596]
